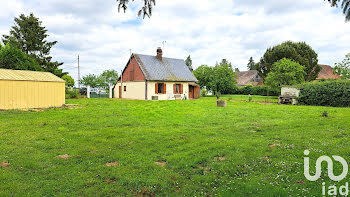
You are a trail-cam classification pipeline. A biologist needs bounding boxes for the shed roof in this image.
[0,69,65,82]
[133,54,198,82]
[236,70,259,86]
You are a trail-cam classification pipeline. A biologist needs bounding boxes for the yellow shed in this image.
[0,69,65,110]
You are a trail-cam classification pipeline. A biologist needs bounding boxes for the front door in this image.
[189,85,194,99]
[119,86,121,98]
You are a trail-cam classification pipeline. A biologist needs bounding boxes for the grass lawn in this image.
[0,96,349,196]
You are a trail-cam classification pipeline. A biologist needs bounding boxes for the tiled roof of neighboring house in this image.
[236,70,259,86]
[0,69,65,82]
[133,53,198,82]
[317,64,341,80]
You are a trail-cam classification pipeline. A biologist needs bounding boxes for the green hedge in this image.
[232,85,281,96]
[298,80,350,107]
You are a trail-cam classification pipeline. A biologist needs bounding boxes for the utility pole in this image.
[78,55,80,89]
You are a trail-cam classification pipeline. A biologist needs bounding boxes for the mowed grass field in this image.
[0,95,349,196]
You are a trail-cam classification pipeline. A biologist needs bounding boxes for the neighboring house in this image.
[0,69,65,110]
[316,64,341,80]
[236,70,263,86]
[114,48,200,100]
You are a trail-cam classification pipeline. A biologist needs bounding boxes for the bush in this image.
[65,88,79,99]
[232,85,281,96]
[201,89,207,97]
[298,80,350,107]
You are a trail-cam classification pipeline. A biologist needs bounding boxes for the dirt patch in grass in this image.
[214,156,227,161]
[105,161,118,167]
[198,165,209,171]
[0,162,10,167]
[104,177,117,183]
[297,180,305,184]
[56,154,70,159]
[269,144,281,148]
[135,189,155,197]
[155,161,167,167]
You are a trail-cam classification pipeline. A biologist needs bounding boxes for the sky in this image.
[0,0,349,83]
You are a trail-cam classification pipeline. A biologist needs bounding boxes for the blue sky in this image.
[0,0,349,83]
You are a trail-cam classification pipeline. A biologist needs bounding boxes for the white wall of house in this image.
[114,81,194,100]
[146,81,190,100]
[114,81,145,100]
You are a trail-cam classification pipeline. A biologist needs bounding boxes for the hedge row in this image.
[232,85,281,96]
[298,80,350,107]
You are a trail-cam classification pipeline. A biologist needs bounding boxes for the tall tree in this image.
[257,41,320,81]
[81,74,98,88]
[2,13,65,77]
[193,65,213,89]
[210,59,237,95]
[100,69,119,88]
[247,57,257,70]
[116,0,156,19]
[0,43,42,71]
[334,53,350,79]
[185,55,193,71]
[265,58,305,87]
[327,0,350,21]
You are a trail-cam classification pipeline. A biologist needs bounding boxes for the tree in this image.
[257,41,320,81]
[327,0,350,21]
[234,68,240,72]
[0,43,42,71]
[334,53,350,79]
[247,57,258,70]
[62,75,75,87]
[185,55,193,71]
[116,0,156,19]
[99,69,119,89]
[210,59,237,95]
[80,74,98,88]
[193,65,213,89]
[265,58,305,87]
[2,13,65,77]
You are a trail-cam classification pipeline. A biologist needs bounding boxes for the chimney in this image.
[156,47,162,61]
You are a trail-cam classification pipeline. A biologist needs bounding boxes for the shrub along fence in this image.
[232,85,281,96]
[298,80,350,107]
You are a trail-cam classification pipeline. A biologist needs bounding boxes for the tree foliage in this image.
[193,65,213,89]
[0,43,42,71]
[81,70,119,89]
[2,13,65,77]
[62,75,75,87]
[247,57,258,70]
[265,58,305,87]
[257,41,319,81]
[185,55,193,71]
[100,69,119,88]
[81,74,98,88]
[327,0,350,21]
[116,0,156,19]
[210,59,237,95]
[334,53,350,79]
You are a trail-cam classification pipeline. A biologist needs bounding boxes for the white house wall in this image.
[114,81,194,100]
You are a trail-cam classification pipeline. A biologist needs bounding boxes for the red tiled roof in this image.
[317,64,341,80]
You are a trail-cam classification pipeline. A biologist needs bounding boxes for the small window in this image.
[158,83,164,94]
[174,84,182,94]
[155,83,166,94]
[124,86,126,91]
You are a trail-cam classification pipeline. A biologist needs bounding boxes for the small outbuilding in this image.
[0,69,65,110]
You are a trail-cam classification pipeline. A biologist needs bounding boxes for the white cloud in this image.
[0,0,349,83]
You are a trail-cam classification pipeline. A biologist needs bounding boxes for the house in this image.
[0,69,65,110]
[114,48,200,100]
[236,70,263,86]
[316,64,341,80]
